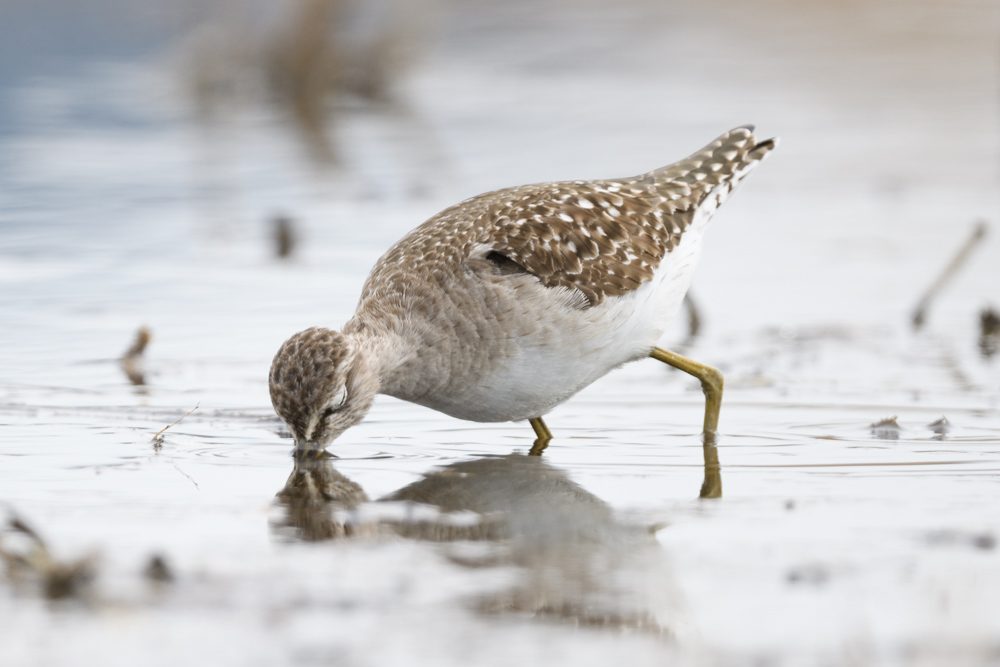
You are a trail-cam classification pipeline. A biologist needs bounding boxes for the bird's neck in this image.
[343,316,424,399]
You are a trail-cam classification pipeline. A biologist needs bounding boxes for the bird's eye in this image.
[322,386,348,419]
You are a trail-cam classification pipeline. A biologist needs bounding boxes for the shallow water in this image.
[2,1,1000,665]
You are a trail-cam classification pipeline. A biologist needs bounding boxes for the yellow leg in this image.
[650,347,723,443]
[528,417,552,456]
[651,347,724,498]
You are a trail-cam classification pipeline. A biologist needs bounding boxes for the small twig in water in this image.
[152,404,200,447]
[911,221,988,330]
[171,463,200,490]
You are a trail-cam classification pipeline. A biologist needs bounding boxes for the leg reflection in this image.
[528,417,552,456]
[699,443,722,499]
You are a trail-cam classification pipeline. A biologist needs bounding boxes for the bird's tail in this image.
[650,125,778,189]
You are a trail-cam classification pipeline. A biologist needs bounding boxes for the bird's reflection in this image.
[273,450,369,541]
[272,444,723,631]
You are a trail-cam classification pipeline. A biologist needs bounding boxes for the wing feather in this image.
[477,126,776,306]
[360,126,777,312]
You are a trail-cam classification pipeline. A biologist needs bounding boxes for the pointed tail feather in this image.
[650,125,778,188]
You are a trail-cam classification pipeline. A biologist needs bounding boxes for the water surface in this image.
[2,1,999,665]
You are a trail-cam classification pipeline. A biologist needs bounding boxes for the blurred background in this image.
[2,1,999,665]
[2,0,997,347]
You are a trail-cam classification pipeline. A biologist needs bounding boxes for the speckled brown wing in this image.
[358,126,775,314]
[474,126,775,306]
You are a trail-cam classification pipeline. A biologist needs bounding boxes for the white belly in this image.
[416,203,714,423]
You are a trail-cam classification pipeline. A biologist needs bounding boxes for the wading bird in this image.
[269,126,777,457]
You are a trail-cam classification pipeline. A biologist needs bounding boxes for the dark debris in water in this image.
[474,595,668,635]
[870,416,901,440]
[980,307,999,359]
[927,416,951,437]
[0,512,98,602]
[121,326,152,386]
[681,292,701,342]
[272,214,297,259]
[2,512,190,603]
[144,554,174,584]
[925,530,995,551]
[786,563,831,586]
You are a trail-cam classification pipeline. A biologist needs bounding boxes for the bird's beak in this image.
[293,438,323,454]
[292,445,334,462]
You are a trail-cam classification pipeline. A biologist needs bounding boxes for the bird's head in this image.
[269,327,378,450]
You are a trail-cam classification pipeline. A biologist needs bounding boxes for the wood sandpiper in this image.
[269,126,777,460]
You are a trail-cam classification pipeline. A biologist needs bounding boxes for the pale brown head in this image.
[269,327,379,450]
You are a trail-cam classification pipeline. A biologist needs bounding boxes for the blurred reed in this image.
[121,326,152,386]
[179,0,435,165]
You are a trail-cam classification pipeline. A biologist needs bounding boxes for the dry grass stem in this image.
[911,221,988,329]
[152,403,200,443]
